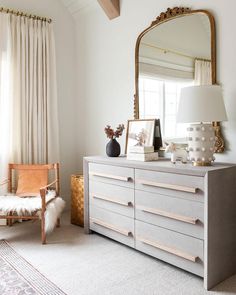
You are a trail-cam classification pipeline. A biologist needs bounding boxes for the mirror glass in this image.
[137,12,213,142]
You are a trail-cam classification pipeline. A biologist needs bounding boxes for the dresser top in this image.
[84,155,236,177]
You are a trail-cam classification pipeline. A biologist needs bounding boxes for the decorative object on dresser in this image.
[127,145,158,162]
[165,142,188,164]
[153,119,162,151]
[84,156,236,290]
[177,85,227,166]
[71,174,84,227]
[129,145,154,153]
[127,152,159,162]
[104,124,125,157]
[125,119,162,154]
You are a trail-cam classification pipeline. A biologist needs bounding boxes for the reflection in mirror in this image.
[138,12,212,141]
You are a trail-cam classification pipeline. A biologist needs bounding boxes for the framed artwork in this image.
[125,119,162,154]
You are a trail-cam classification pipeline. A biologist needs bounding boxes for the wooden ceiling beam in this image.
[97,0,120,20]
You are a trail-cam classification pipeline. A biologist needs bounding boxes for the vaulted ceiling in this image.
[60,0,96,16]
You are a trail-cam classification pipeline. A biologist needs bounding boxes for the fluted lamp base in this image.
[187,123,215,166]
[192,161,212,167]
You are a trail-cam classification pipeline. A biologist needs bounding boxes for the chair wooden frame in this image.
[0,163,60,244]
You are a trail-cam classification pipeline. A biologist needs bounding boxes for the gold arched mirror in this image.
[134,7,225,152]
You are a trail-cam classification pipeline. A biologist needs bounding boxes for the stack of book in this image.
[127,146,159,161]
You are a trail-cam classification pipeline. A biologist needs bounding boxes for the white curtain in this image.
[0,14,12,186]
[194,59,212,85]
[0,13,59,184]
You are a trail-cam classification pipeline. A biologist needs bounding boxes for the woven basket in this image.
[71,174,84,227]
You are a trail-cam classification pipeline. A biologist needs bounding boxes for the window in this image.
[139,76,193,140]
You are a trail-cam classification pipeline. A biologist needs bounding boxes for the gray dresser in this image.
[83,156,236,290]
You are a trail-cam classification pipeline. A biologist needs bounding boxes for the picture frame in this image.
[125,119,162,154]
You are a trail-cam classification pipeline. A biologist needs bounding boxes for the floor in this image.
[1,213,236,295]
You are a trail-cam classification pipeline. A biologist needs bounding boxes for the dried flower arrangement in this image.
[104,124,125,139]
[135,128,147,146]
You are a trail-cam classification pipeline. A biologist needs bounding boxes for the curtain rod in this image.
[142,42,195,60]
[142,42,210,62]
[0,7,52,23]
[195,57,211,62]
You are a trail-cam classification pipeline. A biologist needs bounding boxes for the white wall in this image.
[75,0,236,163]
[1,0,236,203]
[0,0,78,203]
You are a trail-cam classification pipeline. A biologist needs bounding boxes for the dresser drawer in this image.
[135,220,203,277]
[89,206,134,248]
[89,180,134,218]
[89,163,134,188]
[135,169,204,202]
[135,190,204,239]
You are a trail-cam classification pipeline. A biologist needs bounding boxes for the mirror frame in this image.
[134,7,225,153]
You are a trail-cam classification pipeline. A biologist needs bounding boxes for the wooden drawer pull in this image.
[138,206,198,225]
[92,194,133,207]
[137,179,198,193]
[138,236,198,262]
[90,172,131,182]
[90,218,132,237]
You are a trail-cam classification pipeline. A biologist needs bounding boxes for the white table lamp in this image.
[177,85,227,166]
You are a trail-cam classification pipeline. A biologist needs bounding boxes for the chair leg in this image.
[56,218,60,228]
[41,213,46,245]
[8,212,13,227]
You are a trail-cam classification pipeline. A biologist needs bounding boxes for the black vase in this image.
[106,138,120,157]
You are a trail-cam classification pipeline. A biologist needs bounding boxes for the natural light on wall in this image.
[139,76,193,140]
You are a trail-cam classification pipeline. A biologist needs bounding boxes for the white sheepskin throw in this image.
[0,191,65,233]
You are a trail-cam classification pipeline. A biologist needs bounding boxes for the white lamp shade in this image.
[177,85,228,123]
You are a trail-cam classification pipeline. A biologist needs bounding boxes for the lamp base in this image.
[187,123,215,166]
[192,161,212,167]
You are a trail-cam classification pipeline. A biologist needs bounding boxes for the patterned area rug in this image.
[0,240,66,295]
